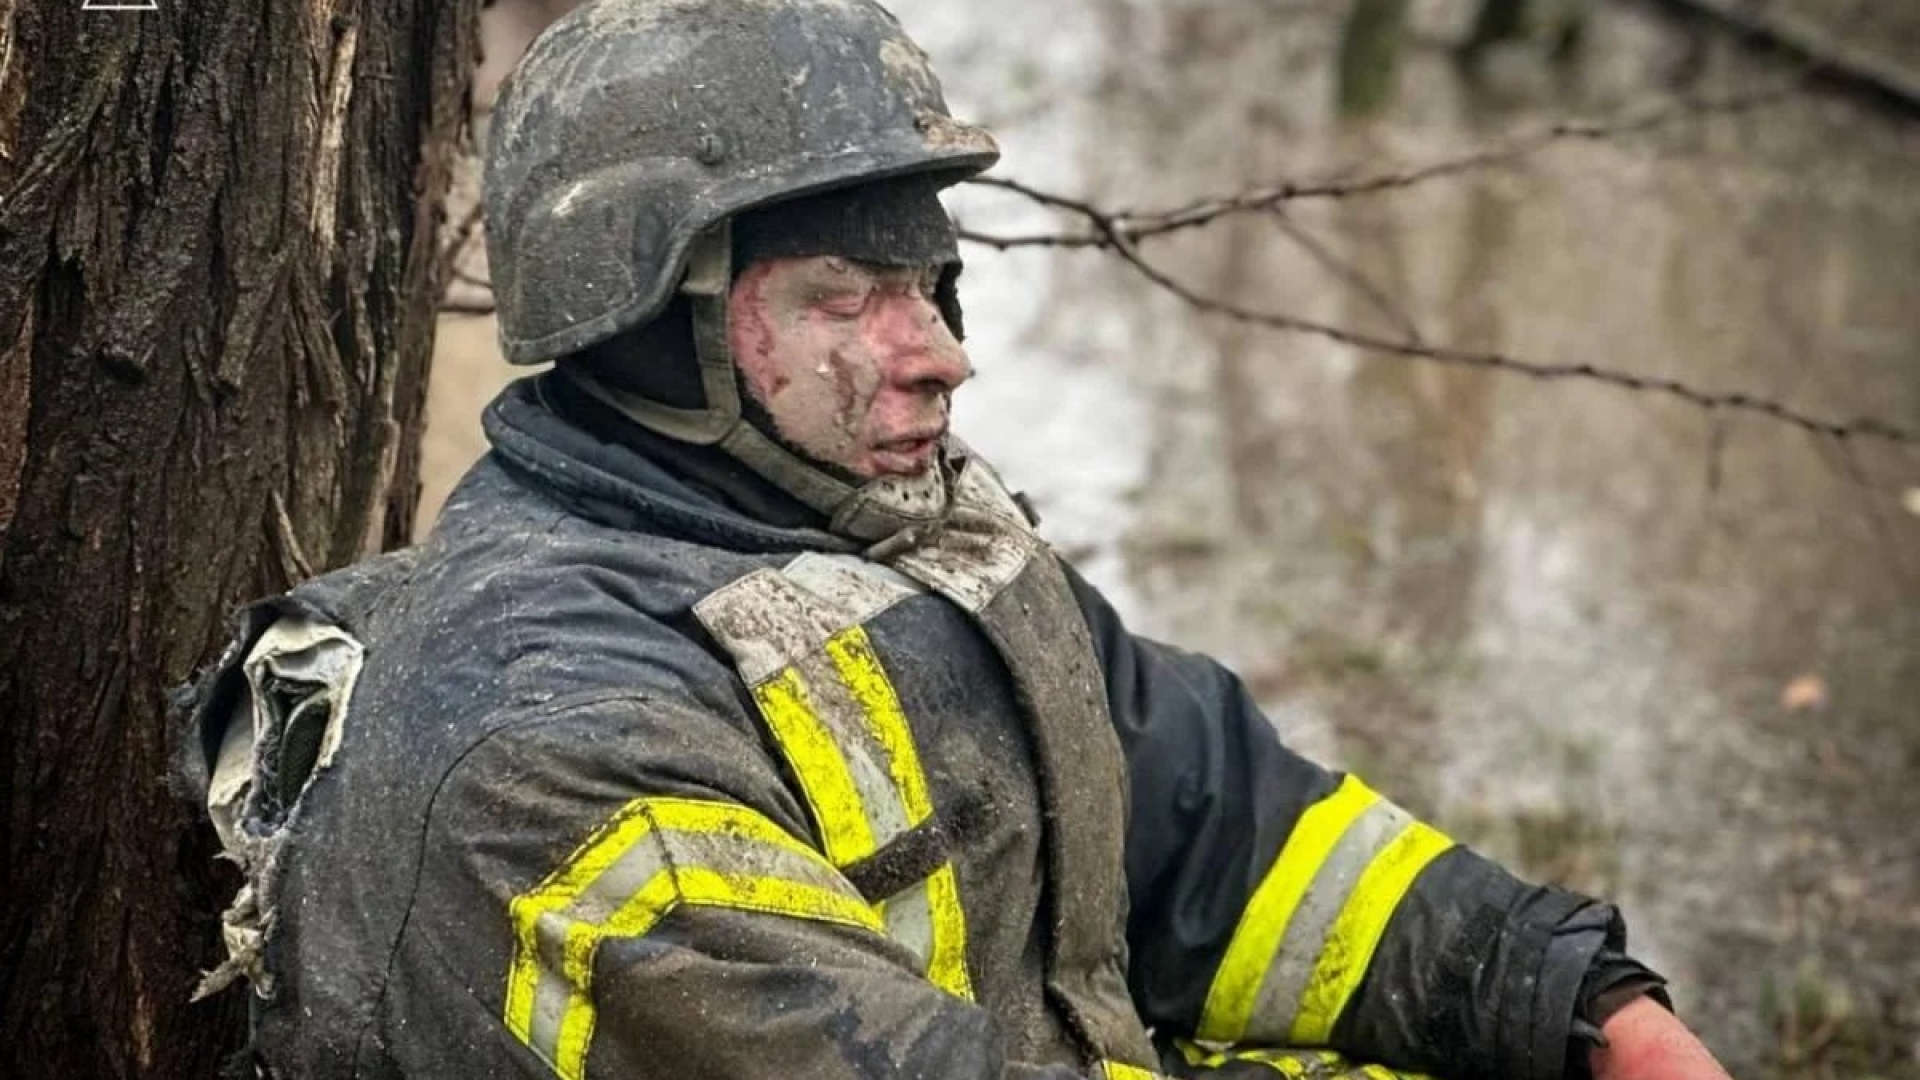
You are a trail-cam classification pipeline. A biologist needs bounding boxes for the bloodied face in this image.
[728,256,971,480]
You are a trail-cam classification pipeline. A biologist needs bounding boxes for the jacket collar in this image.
[481,376,862,556]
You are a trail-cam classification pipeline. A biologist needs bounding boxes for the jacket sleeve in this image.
[1063,567,1644,1080]
[404,689,1097,1080]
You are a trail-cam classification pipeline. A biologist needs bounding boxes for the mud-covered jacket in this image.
[179,378,1645,1080]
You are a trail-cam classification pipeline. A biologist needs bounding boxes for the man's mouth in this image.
[871,429,945,472]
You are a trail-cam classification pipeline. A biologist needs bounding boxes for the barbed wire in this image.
[960,78,1804,251]
[974,176,1919,448]
[436,69,1915,449]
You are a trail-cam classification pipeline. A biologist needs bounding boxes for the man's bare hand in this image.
[1591,996,1734,1080]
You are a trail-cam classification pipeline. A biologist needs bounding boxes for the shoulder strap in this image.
[885,459,1158,1068]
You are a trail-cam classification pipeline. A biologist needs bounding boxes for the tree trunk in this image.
[0,0,476,1075]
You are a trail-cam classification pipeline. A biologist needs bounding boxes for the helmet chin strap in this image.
[562,223,953,544]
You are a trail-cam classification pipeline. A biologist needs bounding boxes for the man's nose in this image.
[877,298,972,391]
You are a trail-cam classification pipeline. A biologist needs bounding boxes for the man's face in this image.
[728,255,971,480]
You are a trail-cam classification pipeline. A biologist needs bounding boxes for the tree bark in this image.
[0,0,476,1075]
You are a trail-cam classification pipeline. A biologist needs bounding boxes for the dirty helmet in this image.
[484,0,999,541]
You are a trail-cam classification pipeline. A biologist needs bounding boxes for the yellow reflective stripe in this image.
[825,626,974,999]
[752,667,879,865]
[505,799,832,1039]
[920,864,973,997]
[1288,821,1453,1044]
[552,869,884,1080]
[826,628,936,822]
[1198,776,1378,1041]
[502,797,880,1080]
[1101,1062,1167,1080]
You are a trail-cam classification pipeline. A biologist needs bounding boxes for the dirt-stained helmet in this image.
[484,0,1001,364]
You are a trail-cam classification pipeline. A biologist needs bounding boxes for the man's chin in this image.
[868,463,936,482]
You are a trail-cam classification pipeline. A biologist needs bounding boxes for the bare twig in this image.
[1705,412,1728,497]
[450,267,493,292]
[437,200,486,287]
[985,176,1919,448]
[438,253,496,316]
[1267,211,1422,344]
[1809,430,1920,592]
[1645,0,1920,114]
[961,78,1800,251]
[440,297,497,317]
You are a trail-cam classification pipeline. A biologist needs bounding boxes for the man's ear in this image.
[934,262,966,342]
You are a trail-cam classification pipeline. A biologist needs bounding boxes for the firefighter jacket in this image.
[179,376,1649,1080]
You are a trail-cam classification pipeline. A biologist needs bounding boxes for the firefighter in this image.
[179,2,1732,1079]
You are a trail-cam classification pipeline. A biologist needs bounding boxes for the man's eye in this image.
[813,291,869,319]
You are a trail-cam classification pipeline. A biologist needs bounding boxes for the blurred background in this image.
[433,2,1920,1076]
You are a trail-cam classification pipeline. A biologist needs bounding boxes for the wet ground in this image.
[424,2,1920,1074]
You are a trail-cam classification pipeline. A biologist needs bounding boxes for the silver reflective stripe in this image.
[881,877,938,968]
[692,558,920,686]
[782,552,923,620]
[691,569,841,686]
[788,650,916,843]
[1247,798,1415,1039]
[527,963,574,1076]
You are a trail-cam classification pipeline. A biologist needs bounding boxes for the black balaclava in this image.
[551,174,968,535]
